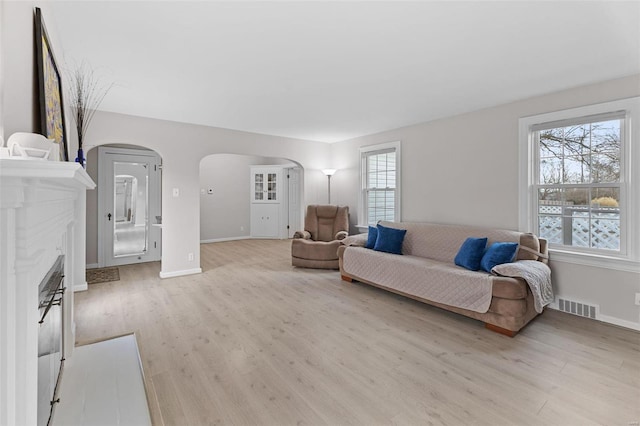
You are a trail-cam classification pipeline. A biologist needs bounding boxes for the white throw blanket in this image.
[491,260,554,313]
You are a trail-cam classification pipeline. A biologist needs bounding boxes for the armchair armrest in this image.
[293,230,312,239]
[335,231,348,241]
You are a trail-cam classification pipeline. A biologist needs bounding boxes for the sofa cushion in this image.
[366,226,378,249]
[378,221,522,263]
[454,237,488,271]
[374,224,407,255]
[342,248,494,313]
[480,242,519,272]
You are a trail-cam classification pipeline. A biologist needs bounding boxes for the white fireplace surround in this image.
[0,159,95,426]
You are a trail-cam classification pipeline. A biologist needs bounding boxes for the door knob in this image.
[108,213,112,221]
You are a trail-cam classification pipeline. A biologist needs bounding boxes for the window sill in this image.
[548,249,640,273]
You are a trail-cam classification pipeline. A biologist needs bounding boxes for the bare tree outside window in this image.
[536,119,621,251]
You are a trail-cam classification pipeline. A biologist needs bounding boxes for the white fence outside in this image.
[538,204,620,251]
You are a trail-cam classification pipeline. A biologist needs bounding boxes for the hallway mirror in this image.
[97,146,161,267]
[113,162,149,257]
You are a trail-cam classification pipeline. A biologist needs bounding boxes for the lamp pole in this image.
[322,169,337,204]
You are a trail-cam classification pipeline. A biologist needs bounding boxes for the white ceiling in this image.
[50,1,640,143]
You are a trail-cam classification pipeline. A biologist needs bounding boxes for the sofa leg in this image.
[485,323,517,337]
[341,275,353,283]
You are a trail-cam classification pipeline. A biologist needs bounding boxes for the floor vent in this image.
[557,298,599,319]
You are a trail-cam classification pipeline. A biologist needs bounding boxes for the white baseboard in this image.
[86,263,99,269]
[598,314,640,331]
[547,305,640,331]
[200,236,251,244]
[74,282,88,292]
[159,268,202,279]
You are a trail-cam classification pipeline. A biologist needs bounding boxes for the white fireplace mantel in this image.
[0,159,95,426]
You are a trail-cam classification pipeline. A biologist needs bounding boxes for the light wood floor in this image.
[75,239,640,426]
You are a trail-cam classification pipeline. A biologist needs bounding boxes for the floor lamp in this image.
[322,169,337,204]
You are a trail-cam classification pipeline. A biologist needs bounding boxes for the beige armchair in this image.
[291,205,349,269]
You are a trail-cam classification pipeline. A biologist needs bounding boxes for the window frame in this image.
[358,141,401,229]
[519,97,640,272]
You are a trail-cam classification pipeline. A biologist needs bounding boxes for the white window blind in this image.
[360,142,401,226]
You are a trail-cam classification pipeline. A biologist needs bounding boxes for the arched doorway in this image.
[86,144,163,267]
[198,153,304,243]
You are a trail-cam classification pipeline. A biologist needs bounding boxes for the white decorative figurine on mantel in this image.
[4,132,60,160]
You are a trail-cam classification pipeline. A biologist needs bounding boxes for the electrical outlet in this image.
[188,253,194,261]
[635,293,640,306]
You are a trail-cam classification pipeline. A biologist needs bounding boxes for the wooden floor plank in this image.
[74,239,640,426]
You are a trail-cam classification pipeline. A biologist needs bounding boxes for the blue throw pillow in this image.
[365,226,378,249]
[373,224,407,255]
[454,237,488,271]
[480,242,519,272]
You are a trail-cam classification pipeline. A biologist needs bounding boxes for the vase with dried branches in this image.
[67,63,113,167]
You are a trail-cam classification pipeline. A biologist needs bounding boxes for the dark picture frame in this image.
[35,7,68,161]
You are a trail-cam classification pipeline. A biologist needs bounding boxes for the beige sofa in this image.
[338,221,549,336]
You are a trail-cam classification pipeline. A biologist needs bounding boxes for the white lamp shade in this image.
[322,168,337,176]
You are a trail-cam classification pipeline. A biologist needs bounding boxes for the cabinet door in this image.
[251,168,279,203]
[253,172,265,201]
[266,171,278,201]
[251,204,279,237]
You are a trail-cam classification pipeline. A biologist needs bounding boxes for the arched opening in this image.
[198,153,304,260]
[85,144,163,268]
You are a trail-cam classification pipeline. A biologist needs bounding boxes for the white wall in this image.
[2,2,40,140]
[199,154,289,242]
[85,147,99,265]
[1,2,76,155]
[330,74,640,329]
[83,111,330,277]
[0,0,5,143]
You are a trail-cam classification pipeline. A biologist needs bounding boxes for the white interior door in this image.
[98,147,161,267]
[286,167,301,238]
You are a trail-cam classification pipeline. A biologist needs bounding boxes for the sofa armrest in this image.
[340,233,368,247]
[337,245,347,260]
[335,231,348,241]
[293,231,312,239]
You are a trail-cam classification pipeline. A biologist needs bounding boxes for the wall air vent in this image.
[557,298,599,319]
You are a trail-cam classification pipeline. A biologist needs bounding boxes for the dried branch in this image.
[67,62,113,149]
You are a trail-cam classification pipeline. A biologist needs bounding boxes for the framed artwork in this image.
[35,7,68,161]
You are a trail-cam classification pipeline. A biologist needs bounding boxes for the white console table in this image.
[0,160,95,426]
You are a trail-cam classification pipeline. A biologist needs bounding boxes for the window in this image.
[359,141,401,226]
[519,97,640,270]
[536,115,622,251]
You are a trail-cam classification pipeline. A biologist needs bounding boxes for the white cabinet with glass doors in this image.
[251,166,283,238]
[252,167,280,203]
